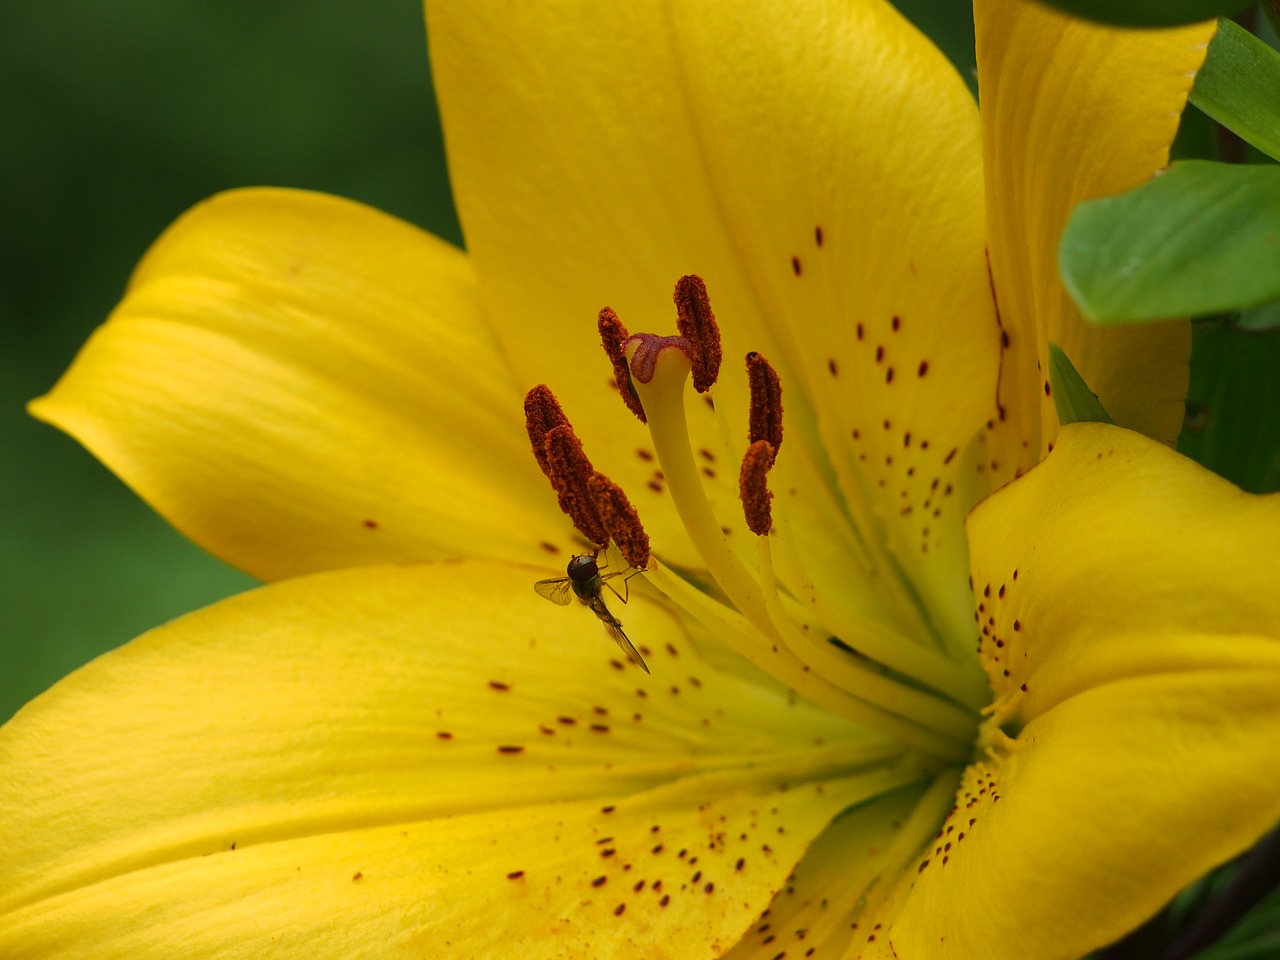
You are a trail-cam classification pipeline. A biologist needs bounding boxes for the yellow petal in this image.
[428,0,999,642]
[670,0,1001,653]
[887,667,1280,960]
[879,424,1280,959]
[721,789,922,960]
[30,188,569,581]
[3,774,890,959]
[976,0,1215,478]
[967,422,1280,716]
[1,562,916,956]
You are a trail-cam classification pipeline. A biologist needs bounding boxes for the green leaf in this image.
[1179,323,1280,493]
[1190,18,1280,162]
[1035,0,1247,27]
[1195,934,1280,960]
[1236,299,1280,331]
[1060,161,1280,323]
[1047,342,1115,426]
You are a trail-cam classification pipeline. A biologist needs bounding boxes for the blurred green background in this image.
[2,2,1276,725]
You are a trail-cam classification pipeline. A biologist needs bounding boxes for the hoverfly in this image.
[534,551,649,673]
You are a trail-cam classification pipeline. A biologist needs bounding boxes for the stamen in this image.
[543,424,608,547]
[772,520,989,709]
[644,559,970,761]
[739,439,776,536]
[537,275,986,756]
[673,275,723,393]
[623,334,970,759]
[756,457,990,709]
[754,537,977,739]
[588,472,651,570]
[598,307,646,422]
[525,385,654,559]
[523,384,570,478]
[747,352,783,457]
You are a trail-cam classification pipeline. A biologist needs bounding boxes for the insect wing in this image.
[588,597,650,674]
[603,619,650,674]
[533,577,575,606]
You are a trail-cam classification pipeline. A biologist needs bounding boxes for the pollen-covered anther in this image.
[740,439,776,536]
[589,472,651,570]
[523,384,571,478]
[673,274,723,393]
[746,352,783,463]
[598,307,647,423]
[543,423,609,547]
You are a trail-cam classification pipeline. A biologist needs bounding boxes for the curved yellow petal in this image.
[876,424,1280,958]
[2,773,890,959]
[966,422,1280,717]
[428,0,1000,640]
[717,771,966,960]
[721,789,923,960]
[976,0,1215,479]
[30,188,569,581]
[886,666,1280,959]
[1,561,907,955]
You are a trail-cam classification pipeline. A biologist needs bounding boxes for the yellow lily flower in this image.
[6,1,1278,958]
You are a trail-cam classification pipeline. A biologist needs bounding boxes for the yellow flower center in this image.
[528,276,990,766]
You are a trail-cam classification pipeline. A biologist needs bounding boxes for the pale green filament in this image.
[626,338,982,762]
[765,487,990,711]
[646,561,971,762]
[755,536,978,741]
[701,356,982,708]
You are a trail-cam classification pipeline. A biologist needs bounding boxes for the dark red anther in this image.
[543,424,608,547]
[589,473,650,570]
[673,275,723,393]
[524,384,652,556]
[598,307,647,423]
[524,385,570,478]
[746,352,783,463]
[739,439,776,536]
